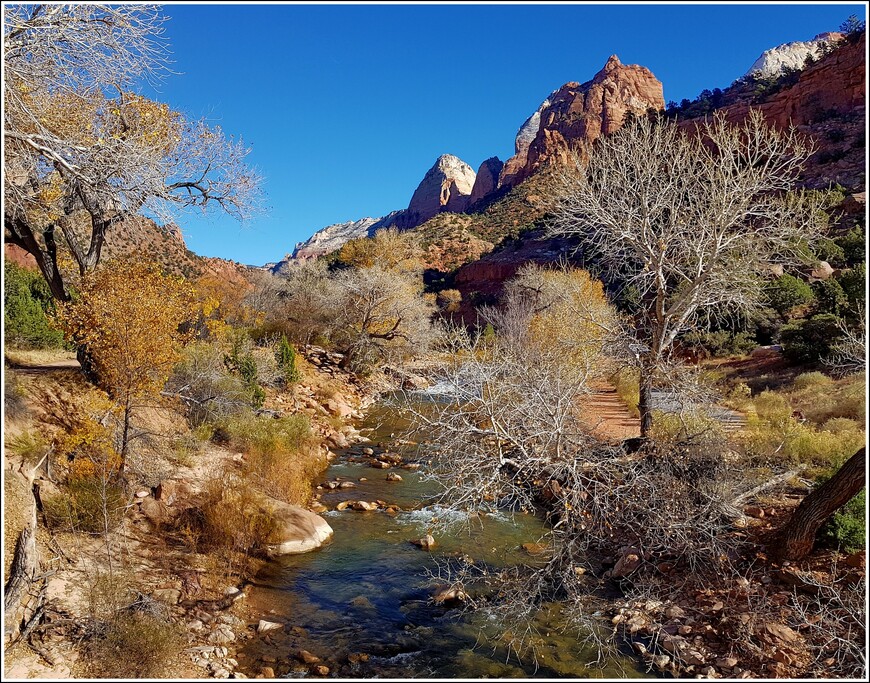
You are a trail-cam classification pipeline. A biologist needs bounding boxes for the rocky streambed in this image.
[230,397,647,678]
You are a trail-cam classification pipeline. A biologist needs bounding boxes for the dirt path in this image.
[579,382,640,443]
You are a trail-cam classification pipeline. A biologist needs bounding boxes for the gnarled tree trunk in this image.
[774,447,865,562]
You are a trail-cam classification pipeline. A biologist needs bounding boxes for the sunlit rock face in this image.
[499,54,665,190]
[745,32,843,79]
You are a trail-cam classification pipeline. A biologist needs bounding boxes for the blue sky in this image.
[144,2,866,266]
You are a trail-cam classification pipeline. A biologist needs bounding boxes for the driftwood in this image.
[4,525,37,644]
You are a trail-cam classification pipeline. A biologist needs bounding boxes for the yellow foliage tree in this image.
[57,260,195,466]
[336,227,424,273]
[504,263,618,376]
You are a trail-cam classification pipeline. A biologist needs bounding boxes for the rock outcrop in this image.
[499,55,665,189]
[500,94,554,188]
[746,32,843,79]
[468,156,504,207]
[732,32,864,128]
[397,154,476,229]
[277,217,382,270]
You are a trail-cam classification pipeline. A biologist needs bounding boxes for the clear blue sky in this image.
[143,2,866,266]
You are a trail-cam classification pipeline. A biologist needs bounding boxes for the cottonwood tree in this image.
[550,110,828,436]
[57,260,195,468]
[4,4,261,302]
[775,447,866,561]
[330,264,436,370]
[401,265,752,661]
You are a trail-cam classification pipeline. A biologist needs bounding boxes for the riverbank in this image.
[2,346,396,679]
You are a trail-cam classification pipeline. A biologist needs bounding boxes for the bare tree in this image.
[4,4,262,301]
[824,310,866,376]
[399,268,755,663]
[549,110,829,436]
[330,265,437,370]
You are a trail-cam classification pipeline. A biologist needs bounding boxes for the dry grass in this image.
[610,366,640,417]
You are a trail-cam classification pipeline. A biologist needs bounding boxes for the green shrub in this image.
[837,263,866,313]
[3,260,66,349]
[835,226,866,267]
[682,330,757,358]
[812,278,848,316]
[43,476,126,534]
[814,237,846,268]
[764,273,814,316]
[780,314,845,363]
[792,371,834,392]
[820,475,865,553]
[276,335,302,384]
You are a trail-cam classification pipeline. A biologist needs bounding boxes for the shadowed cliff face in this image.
[499,54,665,189]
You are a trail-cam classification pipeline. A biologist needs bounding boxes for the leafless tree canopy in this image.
[399,266,756,662]
[3,4,263,300]
[549,110,829,434]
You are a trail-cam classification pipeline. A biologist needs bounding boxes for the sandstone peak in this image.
[469,157,504,207]
[404,154,476,226]
[500,56,664,189]
[745,31,844,79]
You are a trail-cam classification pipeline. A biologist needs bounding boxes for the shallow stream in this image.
[239,397,646,678]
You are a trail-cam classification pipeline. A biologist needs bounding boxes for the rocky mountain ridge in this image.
[272,53,665,269]
[746,32,843,78]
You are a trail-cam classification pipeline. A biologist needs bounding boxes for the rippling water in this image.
[239,398,646,678]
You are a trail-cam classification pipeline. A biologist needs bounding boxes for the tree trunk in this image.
[638,366,654,438]
[75,343,100,383]
[774,447,865,562]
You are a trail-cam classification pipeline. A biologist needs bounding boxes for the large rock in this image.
[746,32,843,79]
[261,497,334,557]
[274,217,381,270]
[399,154,477,228]
[500,55,664,189]
[468,156,504,206]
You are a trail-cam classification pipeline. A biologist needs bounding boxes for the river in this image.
[238,397,647,678]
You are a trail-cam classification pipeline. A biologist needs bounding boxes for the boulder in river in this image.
[386,473,403,482]
[411,534,436,550]
[260,497,334,556]
[351,500,379,511]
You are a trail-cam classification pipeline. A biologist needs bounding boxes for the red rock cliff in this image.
[500,55,665,189]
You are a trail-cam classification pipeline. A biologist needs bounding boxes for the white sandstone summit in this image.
[745,32,843,79]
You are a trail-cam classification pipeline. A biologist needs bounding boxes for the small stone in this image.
[136,490,150,498]
[653,654,671,670]
[362,447,374,455]
[386,472,403,482]
[188,619,204,631]
[152,588,181,604]
[339,481,357,489]
[351,500,379,511]
[259,666,275,678]
[683,650,706,666]
[313,665,330,676]
[299,650,321,665]
[335,501,350,511]
[678,625,693,635]
[411,534,436,550]
[716,657,739,668]
[207,626,235,644]
[257,620,283,634]
[744,505,765,518]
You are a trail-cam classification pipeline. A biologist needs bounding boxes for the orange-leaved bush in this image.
[57,259,195,462]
